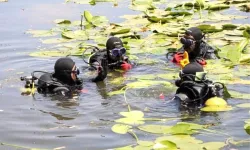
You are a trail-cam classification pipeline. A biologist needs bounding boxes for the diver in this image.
[20,57,107,96]
[84,37,132,71]
[167,27,218,66]
[174,61,224,107]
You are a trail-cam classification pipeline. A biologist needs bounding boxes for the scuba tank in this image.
[175,72,224,106]
[20,71,82,95]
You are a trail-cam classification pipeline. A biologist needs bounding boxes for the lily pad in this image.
[115,117,145,125]
[120,111,144,118]
[153,140,177,150]
[138,125,172,134]
[26,30,58,37]
[200,142,226,150]
[137,141,154,147]
[54,19,71,24]
[111,124,132,134]
[236,103,250,108]
[244,124,250,135]
[206,4,230,11]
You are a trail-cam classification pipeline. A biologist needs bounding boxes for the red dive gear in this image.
[121,61,132,71]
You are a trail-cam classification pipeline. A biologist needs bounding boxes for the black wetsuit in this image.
[178,40,218,60]
[89,49,131,70]
[174,62,223,107]
[37,73,83,96]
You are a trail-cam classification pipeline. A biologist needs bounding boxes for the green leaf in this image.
[201,142,226,150]
[91,16,109,27]
[222,24,238,30]
[197,24,223,33]
[61,30,88,40]
[107,90,125,96]
[147,16,170,24]
[244,124,250,135]
[114,145,133,150]
[30,50,71,57]
[138,125,172,134]
[137,141,154,147]
[83,10,93,23]
[236,103,250,108]
[229,90,250,99]
[26,30,58,37]
[115,117,145,125]
[110,28,131,36]
[206,4,230,11]
[111,124,132,134]
[41,38,73,44]
[54,19,71,24]
[134,145,152,150]
[170,124,194,135]
[155,135,202,150]
[126,80,172,89]
[153,140,177,150]
[120,111,144,118]
[168,11,192,16]
[177,122,204,130]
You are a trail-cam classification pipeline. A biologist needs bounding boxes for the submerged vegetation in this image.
[19,0,250,149]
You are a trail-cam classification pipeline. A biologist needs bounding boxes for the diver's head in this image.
[180,27,204,59]
[53,57,80,85]
[106,37,126,62]
[179,61,204,81]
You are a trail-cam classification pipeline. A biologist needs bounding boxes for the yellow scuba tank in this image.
[205,97,227,106]
[180,51,190,69]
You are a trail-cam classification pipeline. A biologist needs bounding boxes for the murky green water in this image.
[0,0,250,150]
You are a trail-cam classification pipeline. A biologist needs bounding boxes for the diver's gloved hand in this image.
[196,57,207,66]
[172,52,184,63]
[121,61,132,71]
[93,59,108,82]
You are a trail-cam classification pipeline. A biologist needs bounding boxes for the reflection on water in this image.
[1,0,250,150]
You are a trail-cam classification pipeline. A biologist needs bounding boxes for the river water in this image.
[0,0,250,150]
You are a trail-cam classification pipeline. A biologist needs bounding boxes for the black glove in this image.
[92,59,108,82]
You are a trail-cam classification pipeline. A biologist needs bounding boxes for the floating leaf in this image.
[229,90,250,99]
[236,103,250,108]
[107,90,125,96]
[244,124,250,135]
[170,124,194,135]
[30,50,71,57]
[120,111,144,118]
[147,16,170,24]
[54,19,71,24]
[42,38,73,44]
[26,30,58,37]
[137,141,154,147]
[114,145,133,150]
[133,145,152,150]
[61,30,88,40]
[222,24,238,30]
[201,142,226,150]
[206,4,230,11]
[110,28,131,35]
[115,117,145,125]
[153,140,177,150]
[111,124,132,134]
[177,122,204,130]
[138,125,172,134]
[83,10,93,23]
[197,24,223,33]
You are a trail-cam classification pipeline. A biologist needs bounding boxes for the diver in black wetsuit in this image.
[167,27,217,66]
[87,37,132,71]
[174,61,224,107]
[21,57,107,96]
